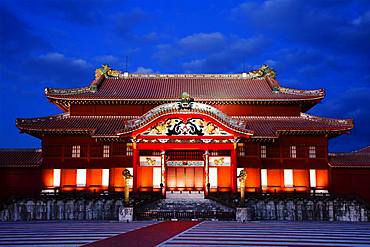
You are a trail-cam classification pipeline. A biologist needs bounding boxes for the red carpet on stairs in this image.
[84,221,200,247]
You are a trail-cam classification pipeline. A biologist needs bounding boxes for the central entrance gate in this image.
[166,150,204,191]
[166,167,204,191]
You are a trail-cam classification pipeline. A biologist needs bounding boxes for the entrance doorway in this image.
[166,167,203,191]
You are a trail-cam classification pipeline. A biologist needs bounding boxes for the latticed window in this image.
[290,146,297,158]
[309,146,316,158]
[260,145,267,158]
[238,144,246,157]
[103,145,110,158]
[72,145,80,158]
[126,144,133,156]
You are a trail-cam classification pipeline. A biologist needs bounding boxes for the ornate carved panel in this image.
[142,118,232,136]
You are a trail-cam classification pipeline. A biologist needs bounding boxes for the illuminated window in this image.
[309,146,316,158]
[209,167,218,188]
[126,145,133,156]
[72,145,80,158]
[53,169,61,187]
[261,169,268,187]
[153,167,161,188]
[290,146,297,158]
[76,169,86,187]
[103,145,110,158]
[310,169,316,188]
[102,169,109,187]
[284,169,293,187]
[260,145,267,158]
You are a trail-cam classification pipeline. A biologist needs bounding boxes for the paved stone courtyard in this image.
[0,221,369,246]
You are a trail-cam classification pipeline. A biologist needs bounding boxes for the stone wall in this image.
[0,199,124,221]
[237,198,369,222]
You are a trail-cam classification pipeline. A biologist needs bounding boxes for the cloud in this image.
[153,33,268,73]
[25,52,93,86]
[152,44,184,64]
[182,35,268,73]
[178,32,225,52]
[0,5,49,60]
[17,0,104,26]
[232,0,370,55]
[112,8,149,38]
[133,66,157,73]
[311,87,370,152]
[95,55,120,65]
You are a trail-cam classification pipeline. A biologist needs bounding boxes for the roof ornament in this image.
[177,92,194,109]
[245,64,276,79]
[95,64,121,80]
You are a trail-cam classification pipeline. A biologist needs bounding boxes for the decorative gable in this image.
[141,118,233,136]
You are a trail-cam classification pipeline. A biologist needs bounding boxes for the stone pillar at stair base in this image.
[119,206,133,222]
[236,207,252,222]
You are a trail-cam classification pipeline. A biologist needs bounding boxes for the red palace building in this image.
[13,65,358,198]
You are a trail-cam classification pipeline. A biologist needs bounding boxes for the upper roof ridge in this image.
[94,64,276,80]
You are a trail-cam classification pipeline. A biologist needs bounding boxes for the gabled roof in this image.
[45,65,324,111]
[329,146,370,168]
[120,100,253,136]
[0,149,42,168]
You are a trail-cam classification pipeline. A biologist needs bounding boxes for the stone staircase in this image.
[136,191,235,220]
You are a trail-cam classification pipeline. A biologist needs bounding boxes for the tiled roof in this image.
[357,146,370,154]
[237,113,353,138]
[45,75,324,103]
[329,146,370,168]
[0,149,42,168]
[17,114,134,137]
[17,112,353,139]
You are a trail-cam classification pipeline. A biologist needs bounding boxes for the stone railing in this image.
[0,198,124,221]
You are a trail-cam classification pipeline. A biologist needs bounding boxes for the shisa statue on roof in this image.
[95,64,121,80]
[247,64,276,79]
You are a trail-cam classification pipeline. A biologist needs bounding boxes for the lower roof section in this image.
[16,112,353,139]
[329,146,370,168]
[0,149,42,168]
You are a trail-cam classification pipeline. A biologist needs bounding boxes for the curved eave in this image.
[276,128,353,138]
[328,161,370,168]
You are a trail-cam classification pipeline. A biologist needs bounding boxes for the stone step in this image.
[140,195,234,213]
[166,191,204,200]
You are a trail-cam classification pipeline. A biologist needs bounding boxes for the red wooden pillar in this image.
[132,142,139,192]
[161,150,166,197]
[231,144,237,193]
[204,150,209,197]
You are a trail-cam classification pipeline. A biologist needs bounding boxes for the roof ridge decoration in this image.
[95,64,121,80]
[121,93,252,135]
[94,64,276,80]
[245,64,276,79]
[279,87,325,97]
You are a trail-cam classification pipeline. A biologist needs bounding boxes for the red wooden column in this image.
[161,150,166,197]
[231,144,237,193]
[204,150,209,197]
[132,141,139,192]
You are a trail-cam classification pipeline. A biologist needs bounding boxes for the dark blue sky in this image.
[1,0,369,152]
